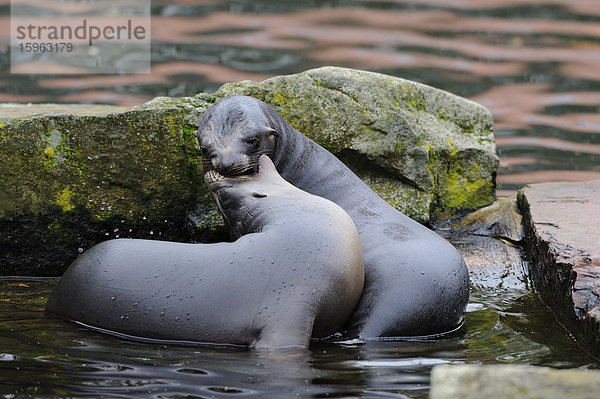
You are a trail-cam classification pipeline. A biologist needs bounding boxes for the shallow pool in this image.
[1,278,597,398]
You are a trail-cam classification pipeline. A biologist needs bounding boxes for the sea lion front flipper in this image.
[251,302,316,349]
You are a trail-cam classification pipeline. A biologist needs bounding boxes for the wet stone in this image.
[436,199,528,295]
[430,364,600,399]
[518,179,600,359]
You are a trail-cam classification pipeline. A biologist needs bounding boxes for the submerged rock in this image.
[518,180,600,359]
[0,67,498,275]
[430,364,600,399]
[437,199,528,293]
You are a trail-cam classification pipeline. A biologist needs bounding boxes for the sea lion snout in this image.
[209,150,256,177]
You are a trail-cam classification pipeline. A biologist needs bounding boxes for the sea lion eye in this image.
[245,136,259,147]
[267,128,278,138]
[199,139,212,155]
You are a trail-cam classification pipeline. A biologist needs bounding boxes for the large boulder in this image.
[0,67,498,276]
[216,66,498,222]
[518,180,600,359]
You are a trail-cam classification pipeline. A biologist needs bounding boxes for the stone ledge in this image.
[430,364,600,399]
[518,180,600,359]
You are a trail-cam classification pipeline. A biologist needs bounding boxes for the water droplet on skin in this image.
[78,248,84,253]
[110,296,116,301]
[160,311,165,316]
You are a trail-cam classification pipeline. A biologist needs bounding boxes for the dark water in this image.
[1,0,599,195]
[1,279,597,398]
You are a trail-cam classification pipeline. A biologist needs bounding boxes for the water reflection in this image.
[0,280,597,398]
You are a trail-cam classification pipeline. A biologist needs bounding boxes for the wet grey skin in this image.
[197,96,470,338]
[45,155,365,349]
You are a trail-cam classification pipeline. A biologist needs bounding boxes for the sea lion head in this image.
[205,154,288,238]
[197,96,279,177]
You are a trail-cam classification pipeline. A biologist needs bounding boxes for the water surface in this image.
[1,279,597,398]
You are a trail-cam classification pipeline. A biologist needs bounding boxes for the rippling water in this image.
[0,279,597,398]
[1,0,599,195]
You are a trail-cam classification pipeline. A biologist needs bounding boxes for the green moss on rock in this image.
[216,66,498,222]
[0,102,224,276]
[1,67,498,276]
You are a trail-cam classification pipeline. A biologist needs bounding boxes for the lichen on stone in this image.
[0,67,498,276]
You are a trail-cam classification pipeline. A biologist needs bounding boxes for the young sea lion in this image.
[46,156,364,349]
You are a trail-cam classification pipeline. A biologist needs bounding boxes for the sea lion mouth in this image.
[221,164,258,177]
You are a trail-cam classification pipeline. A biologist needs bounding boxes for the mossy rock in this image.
[0,68,498,276]
[0,100,224,276]
[216,66,498,221]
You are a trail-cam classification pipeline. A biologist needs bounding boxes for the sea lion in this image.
[197,95,469,338]
[45,156,364,349]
